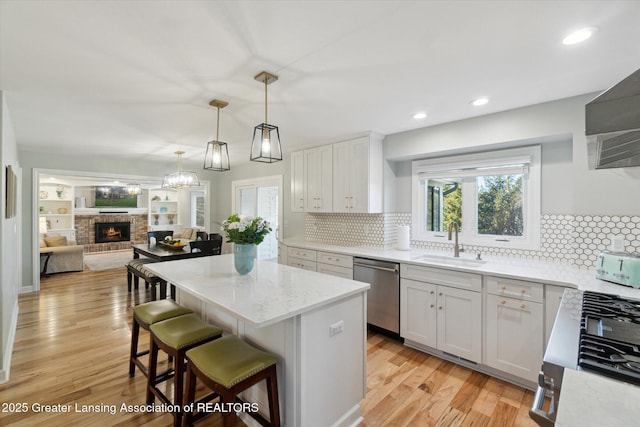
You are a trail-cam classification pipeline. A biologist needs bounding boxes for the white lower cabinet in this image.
[401,278,482,363]
[287,247,355,279]
[287,247,317,271]
[484,281,544,384]
[316,251,353,279]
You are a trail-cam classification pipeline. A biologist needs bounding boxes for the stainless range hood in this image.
[586,68,640,169]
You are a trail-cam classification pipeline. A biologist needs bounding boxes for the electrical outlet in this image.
[340,223,347,233]
[330,320,344,337]
[364,224,370,234]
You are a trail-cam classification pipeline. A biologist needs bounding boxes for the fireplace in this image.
[95,222,131,243]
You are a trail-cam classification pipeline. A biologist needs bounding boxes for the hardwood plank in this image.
[471,377,506,416]
[487,401,520,427]
[461,409,491,427]
[450,371,488,413]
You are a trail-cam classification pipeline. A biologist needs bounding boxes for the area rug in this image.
[83,250,133,271]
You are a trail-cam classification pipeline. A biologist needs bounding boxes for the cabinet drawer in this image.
[401,263,481,292]
[317,251,353,268]
[317,263,353,279]
[485,276,544,303]
[287,247,317,262]
[287,258,317,271]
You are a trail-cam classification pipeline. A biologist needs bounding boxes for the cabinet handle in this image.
[520,304,526,309]
[501,285,507,290]
[501,300,506,305]
[430,304,434,308]
[438,306,443,310]
[439,292,443,296]
[521,289,526,294]
[430,291,434,294]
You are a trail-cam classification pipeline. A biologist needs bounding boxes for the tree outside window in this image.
[477,175,523,236]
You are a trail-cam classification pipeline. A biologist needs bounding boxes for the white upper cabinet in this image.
[290,150,305,212]
[332,134,383,213]
[304,145,333,212]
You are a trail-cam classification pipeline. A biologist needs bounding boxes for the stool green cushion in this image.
[151,314,223,349]
[186,335,278,389]
[133,299,193,325]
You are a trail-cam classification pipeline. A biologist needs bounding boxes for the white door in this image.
[232,176,283,261]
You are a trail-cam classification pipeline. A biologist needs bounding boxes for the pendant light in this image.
[203,99,231,172]
[162,151,201,188]
[125,183,142,195]
[250,71,282,163]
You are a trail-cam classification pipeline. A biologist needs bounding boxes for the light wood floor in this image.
[0,267,538,426]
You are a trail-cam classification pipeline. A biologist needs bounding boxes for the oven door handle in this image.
[529,384,555,427]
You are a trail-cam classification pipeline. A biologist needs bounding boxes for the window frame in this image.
[412,146,541,250]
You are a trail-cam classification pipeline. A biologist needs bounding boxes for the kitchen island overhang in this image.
[145,254,370,427]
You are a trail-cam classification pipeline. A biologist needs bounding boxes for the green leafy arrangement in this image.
[221,214,272,245]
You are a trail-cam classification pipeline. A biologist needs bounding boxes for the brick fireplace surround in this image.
[75,214,148,253]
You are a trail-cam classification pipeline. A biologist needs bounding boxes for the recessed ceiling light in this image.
[471,97,489,107]
[562,27,598,45]
[413,112,427,119]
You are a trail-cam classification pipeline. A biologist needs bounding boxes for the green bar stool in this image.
[182,335,281,427]
[147,314,223,427]
[129,299,193,378]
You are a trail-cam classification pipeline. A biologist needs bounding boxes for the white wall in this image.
[384,93,640,215]
[1,93,21,383]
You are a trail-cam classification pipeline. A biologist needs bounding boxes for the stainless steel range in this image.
[530,289,640,426]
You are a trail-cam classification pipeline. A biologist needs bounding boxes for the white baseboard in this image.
[0,300,19,384]
[20,285,35,294]
[331,404,363,427]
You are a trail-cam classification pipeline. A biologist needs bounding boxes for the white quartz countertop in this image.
[282,239,640,299]
[556,368,640,427]
[145,254,370,328]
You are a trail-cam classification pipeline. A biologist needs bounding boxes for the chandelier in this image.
[125,183,142,195]
[162,151,201,188]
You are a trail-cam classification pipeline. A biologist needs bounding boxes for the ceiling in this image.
[2,1,640,167]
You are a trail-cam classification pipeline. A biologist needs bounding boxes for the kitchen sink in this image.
[410,253,487,267]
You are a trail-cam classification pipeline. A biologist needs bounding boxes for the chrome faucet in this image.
[447,221,460,258]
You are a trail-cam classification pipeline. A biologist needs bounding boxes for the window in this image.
[412,146,540,249]
[190,191,205,228]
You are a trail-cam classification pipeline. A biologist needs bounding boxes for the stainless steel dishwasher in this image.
[353,257,400,336]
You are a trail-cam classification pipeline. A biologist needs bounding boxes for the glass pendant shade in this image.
[204,140,230,171]
[204,99,231,171]
[250,123,282,162]
[125,183,142,195]
[162,151,201,189]
[251,71,282,163]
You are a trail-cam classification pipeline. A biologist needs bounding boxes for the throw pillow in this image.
[180,228,193,239]
[39,239,47,248]
[44,235,68,247]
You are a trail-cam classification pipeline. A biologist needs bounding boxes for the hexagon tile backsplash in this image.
[304,213,640,270]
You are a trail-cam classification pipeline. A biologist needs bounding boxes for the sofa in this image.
[39,235,84,274]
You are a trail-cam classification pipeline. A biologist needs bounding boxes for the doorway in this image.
[231,175,282,261]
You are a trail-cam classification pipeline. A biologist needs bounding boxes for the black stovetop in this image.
[578,291,640,385]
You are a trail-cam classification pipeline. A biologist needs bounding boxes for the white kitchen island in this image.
[145,254,369,427]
